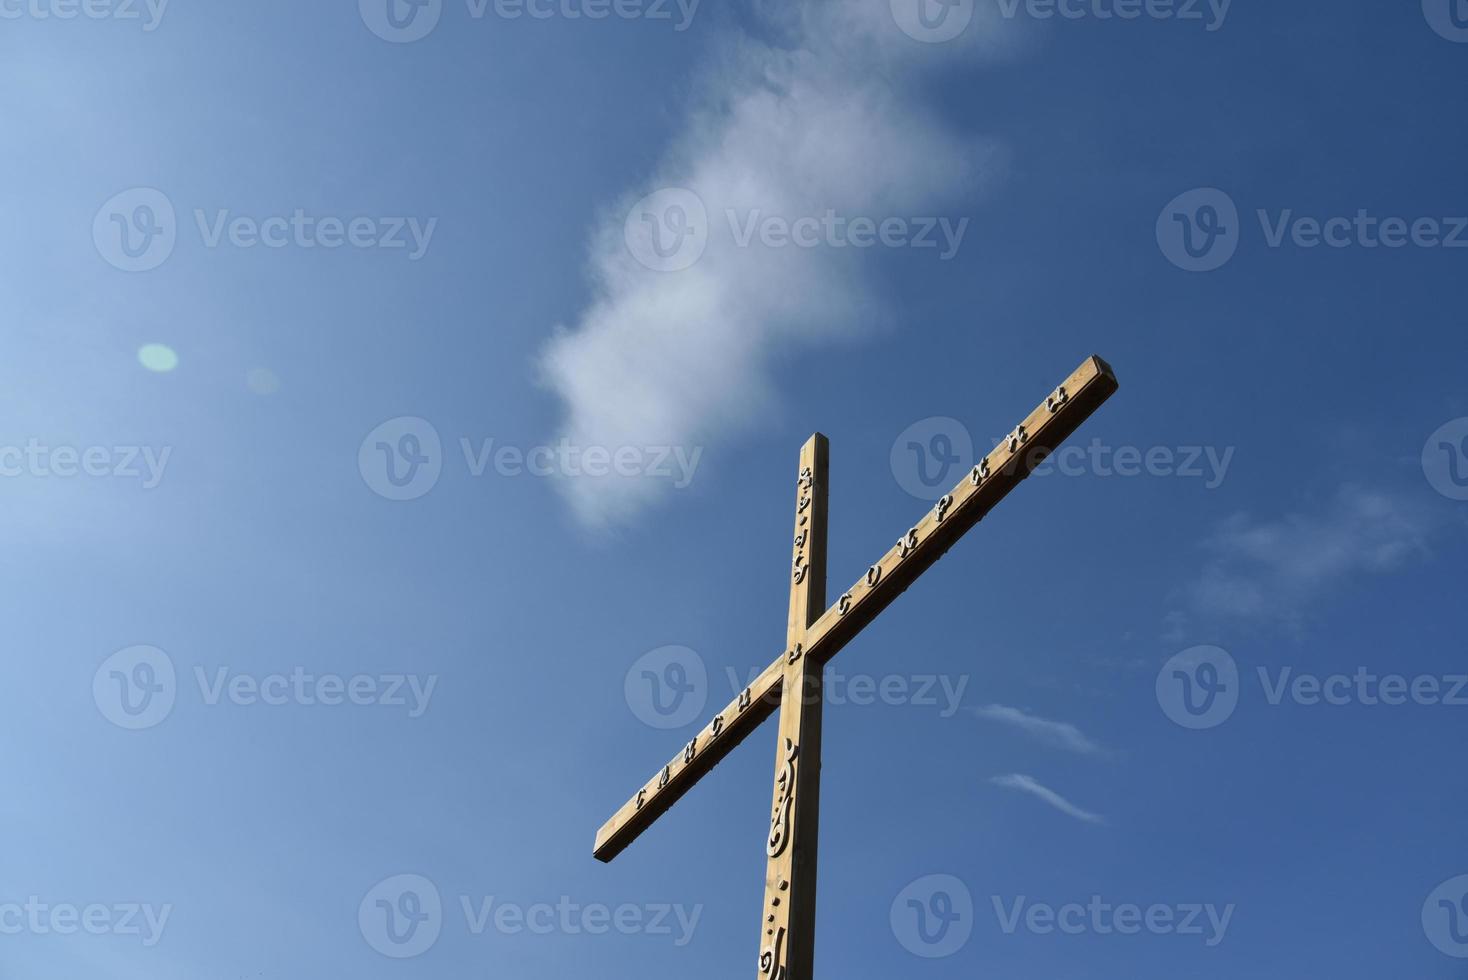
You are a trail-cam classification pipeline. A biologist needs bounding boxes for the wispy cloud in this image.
[538,3,1020,527]
[1168,486,1441,635]
[990,773,1105,825]
[969,704,1108,756]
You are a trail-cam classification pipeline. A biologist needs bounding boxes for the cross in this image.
[593,355,1119,980]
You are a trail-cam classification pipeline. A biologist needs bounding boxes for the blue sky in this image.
[3,1,1468,977]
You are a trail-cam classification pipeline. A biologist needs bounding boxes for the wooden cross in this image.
[593,355,1119,980]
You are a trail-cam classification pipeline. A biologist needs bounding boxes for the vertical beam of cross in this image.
[760,434,828,980]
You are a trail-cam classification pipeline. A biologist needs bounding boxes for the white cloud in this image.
[538,2,1020,527]
[1172,486,1438,632]
[969,704,1107,756]
[990,773,1105,824]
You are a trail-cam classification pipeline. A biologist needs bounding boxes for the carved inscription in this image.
[759,922,787,980]
[759,875,792,979]
[791,466,814,585]
[934,494,954,524]
[766,738,798,858]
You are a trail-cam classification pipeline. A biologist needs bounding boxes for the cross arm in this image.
[592,355,1117,864]
[799,354,1118,668]
[594,655,786,862]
